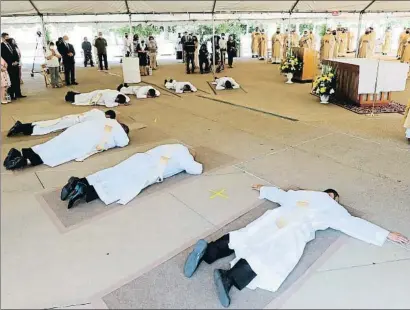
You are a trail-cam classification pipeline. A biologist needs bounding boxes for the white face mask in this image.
[50,46,55,50]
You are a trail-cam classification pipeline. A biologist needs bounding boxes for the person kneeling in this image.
[7,109,116,137]
[60,144,202,209]
[4,118,129,171]
[117,83,160,99]
[184,185,409,308]
[65,89,129,107]
[164,79,197,94]
[213,77,240,90]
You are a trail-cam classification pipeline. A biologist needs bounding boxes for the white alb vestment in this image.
[228,186,389,293]
[32,109,106,136]
[214,77,240,90]
[73,90,130,107]
[165,80,197,93]
[120,85,160,99]
[123,37,132,55]
[32,118,129,167]
[86,144,203,205]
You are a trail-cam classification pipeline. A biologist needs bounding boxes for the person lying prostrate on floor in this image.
[164,79,197,93]
[3,118,129,171]
[65,89,130,107]
[7,109,116,137]
[59,144,203,209]
[184,184,409,308]
[213,76,240,90]
[117,83,160,99]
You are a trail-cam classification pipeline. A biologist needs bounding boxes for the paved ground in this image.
[1,59,410,309]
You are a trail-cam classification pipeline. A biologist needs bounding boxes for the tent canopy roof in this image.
[2,0,410,17]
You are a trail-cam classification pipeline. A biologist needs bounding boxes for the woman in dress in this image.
[137,39,149,76]
[227,35,237,68]
[193,35,200,69]
[132,34,140,57]
[1,57,12,104]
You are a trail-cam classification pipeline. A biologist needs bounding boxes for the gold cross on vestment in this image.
[209,189,228,199]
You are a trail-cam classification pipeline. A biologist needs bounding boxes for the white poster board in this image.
[122,57,141,83]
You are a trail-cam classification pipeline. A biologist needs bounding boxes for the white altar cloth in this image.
[122,57,141,84]
[330,59,408,94]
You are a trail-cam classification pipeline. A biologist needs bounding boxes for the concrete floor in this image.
[1,59,410,309]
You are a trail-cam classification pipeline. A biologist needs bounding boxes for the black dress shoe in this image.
[4,148,21,167]
[213,269,233,308]
[61,176,80,201]
[4,156,27,170]
[71,82,79,85]
[67,182,87,209]
[17,95,27,98]
[7,121,22,137]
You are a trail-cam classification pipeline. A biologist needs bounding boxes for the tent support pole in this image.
[212,13,216,76]
[287,13,292,57]
[355,13,363,57]
[128,13,132,34]
[40,15,47,48]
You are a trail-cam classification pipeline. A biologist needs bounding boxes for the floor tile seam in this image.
[168,193,216,228]
[316,257,410,274]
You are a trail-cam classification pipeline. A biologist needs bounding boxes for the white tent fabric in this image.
[2,0,410,17]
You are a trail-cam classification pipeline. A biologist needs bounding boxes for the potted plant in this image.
[312,69,336,104]
[280,55,303,84]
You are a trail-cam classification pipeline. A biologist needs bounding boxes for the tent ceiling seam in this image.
[212,0,217,14]
[125,0,130,14]
[289,0,300,14]
[29,0,42,16]
[361,0,376,13]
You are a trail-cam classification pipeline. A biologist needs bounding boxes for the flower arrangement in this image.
[312,69,336,96]
[280,55,303,74]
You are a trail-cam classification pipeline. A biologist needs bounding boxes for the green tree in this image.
[112,24,161,38]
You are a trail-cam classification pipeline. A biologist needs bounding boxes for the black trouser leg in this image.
[20,123,34,135]
[78,178,100,202]
[203,234,235,264]
[102,53,108,69]
[227,258,257,290]
[199,59,205,73]
[221,50,226,64]
[70,65,76,84]
[21,148,43,166]
[90,53,94,66]
[84,53,88,67]
[98,53,103,70]
[64,64,70,84]
[228,53,234,66]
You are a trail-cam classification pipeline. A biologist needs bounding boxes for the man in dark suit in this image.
[1,32,26,99]
[60,35,78,86]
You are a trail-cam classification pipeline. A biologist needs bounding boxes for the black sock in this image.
[21,148,43,166]
[78,178,99,202]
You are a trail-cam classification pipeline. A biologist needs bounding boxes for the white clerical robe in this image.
[228,186,389,293]
[32,109,106,136]
[86,144,203,205]
[120,85,160,99]
[214,77,240,90]
[165,80,197,93]
[32,118,129,167]
[73,90,130,107]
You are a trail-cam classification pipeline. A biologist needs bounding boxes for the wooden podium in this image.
[292,47,318,82]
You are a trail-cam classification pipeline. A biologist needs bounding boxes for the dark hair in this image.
[324,189,339,200]
[49,41,55,46]
[120,123,130,135]
[105,110,116,119]
[225,80,233,89]
[117,83,124,92]
[116,94,127,104]
[183,84,192,92]
[148,88,156,97]
[1,32,8,38]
